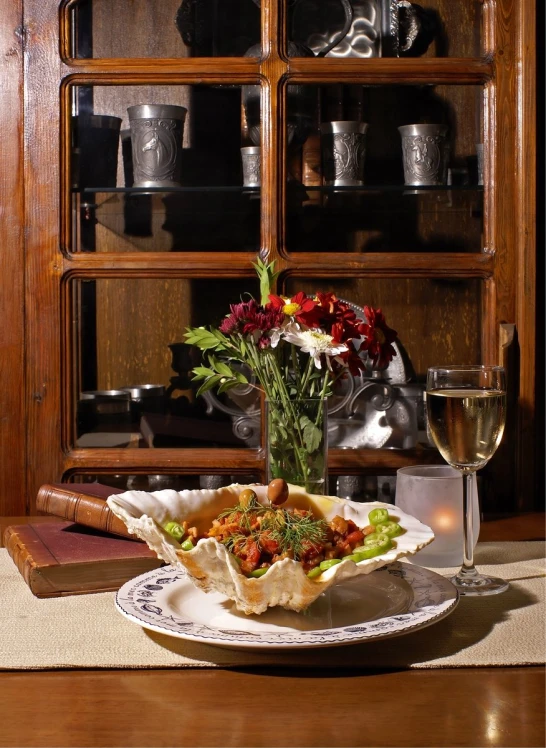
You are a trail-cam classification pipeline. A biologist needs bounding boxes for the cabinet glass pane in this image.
[68,473,260,492]
[67,472,397,502]
[70,277,260,448]
[68,0,260,59]
[70,275,480,453]
[288,0,483,59]
[286,84,483,253]
[284,276,481,377]
[70,84,260,253]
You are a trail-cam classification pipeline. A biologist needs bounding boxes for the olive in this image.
[239,487,257,508]
[267,478,289,506]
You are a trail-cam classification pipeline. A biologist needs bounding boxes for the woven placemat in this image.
[1,542,544,670]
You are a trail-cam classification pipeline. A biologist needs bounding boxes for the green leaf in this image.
[300,414,322,453]
[195,375,223,397]
[214,360,235,377]
[192,366,216,378]
[253,256,279,305]
[211,329,230,347]
[184,327,224,351]
[217,378,240,394]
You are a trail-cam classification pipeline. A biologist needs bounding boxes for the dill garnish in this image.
[221,532,250,552]
[265,509,328,560]
[217,492,266,532]
[216,490,328,562]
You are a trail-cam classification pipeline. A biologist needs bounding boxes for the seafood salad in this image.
[163,479,405,581]
[107,480,434,614]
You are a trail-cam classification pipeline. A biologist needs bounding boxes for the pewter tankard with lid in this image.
[291,0,429,59]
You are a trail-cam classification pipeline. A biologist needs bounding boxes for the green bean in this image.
[345,552,364,563]
[163,521,185,542]
[319,558,343,571]
[368,508,389,526]
[353,534,392,558]
[375,521,403,538]
[249,567,268,578]
[363,532,391,548]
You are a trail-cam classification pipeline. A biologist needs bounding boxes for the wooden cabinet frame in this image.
[0,0,536,514]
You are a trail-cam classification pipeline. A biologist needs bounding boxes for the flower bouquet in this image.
[183,258,398,493]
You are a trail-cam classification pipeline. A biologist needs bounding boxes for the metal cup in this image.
[320,121,368,186]
[398,124,449,186]
[127,104,187,188]
[121,384,166,423]
[77,389,131,433]
[240,146,261,187]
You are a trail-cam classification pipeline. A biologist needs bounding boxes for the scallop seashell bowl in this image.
[107,483,434,615]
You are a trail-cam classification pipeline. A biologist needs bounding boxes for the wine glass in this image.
[426,365,509,596]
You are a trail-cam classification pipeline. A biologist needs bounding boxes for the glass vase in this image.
[265,398,328,494]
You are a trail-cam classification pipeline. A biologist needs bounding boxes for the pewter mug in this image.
[127,104,187,188]
[241,146,261,187]
[293,0,428,59]
[320,121,368,186]
[399,123,449,186]
[121,384,166,423]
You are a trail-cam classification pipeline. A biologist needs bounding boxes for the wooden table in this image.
[1,514,544,748]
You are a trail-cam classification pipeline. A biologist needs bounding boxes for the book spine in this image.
[36,485,136,540]
[3,525,59,596]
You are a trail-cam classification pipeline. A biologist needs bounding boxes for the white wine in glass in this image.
[426,365,508,595]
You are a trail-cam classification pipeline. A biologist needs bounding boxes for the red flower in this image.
[358,307,398,370]
[219,299,284,348]
[314,293,360,340]
[332,348,367,377]
[267,291,320,327]
[329,322,367,376]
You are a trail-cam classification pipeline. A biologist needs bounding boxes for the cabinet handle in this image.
[499,323,516,369]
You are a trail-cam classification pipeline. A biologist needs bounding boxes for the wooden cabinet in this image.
[0,0,538,514]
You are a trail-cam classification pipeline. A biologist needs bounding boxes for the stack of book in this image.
[4,483,163,597]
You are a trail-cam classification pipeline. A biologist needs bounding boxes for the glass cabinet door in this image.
[15,0,532,512]
[62,0,491,496]
[67,0,261,59]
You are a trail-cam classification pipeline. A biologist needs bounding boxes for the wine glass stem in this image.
[461,469,477,575]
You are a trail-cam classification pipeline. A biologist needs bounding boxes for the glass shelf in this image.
[305,185,483,193]
[79,186,259,195]
[78,184,482,196]
[72,185,482,252]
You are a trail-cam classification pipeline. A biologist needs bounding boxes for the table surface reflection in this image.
[1,512,544,748]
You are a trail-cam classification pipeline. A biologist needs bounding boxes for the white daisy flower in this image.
[270,320,300,349]
[282,328,348,369]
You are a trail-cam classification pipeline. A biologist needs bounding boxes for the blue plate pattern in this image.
[115,562,458,651]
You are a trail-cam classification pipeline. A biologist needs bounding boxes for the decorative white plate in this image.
[115,561,458,651]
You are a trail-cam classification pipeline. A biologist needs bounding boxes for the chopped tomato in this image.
[239,539,261,574]
[259,532,281,556]
[344,529,364,548]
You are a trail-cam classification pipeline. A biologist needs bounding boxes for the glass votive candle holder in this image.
[395,465,480,567]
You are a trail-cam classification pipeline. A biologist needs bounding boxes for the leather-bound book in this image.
[36,483,134,540]
[3,522,163,598]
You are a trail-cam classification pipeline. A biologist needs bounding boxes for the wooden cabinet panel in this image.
[0,0,536,514]
[0,0,26,514]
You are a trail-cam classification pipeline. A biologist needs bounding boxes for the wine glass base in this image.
[450,573,509,596]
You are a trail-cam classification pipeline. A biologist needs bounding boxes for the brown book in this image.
[36,482,135,540]
[4,522,163,598]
